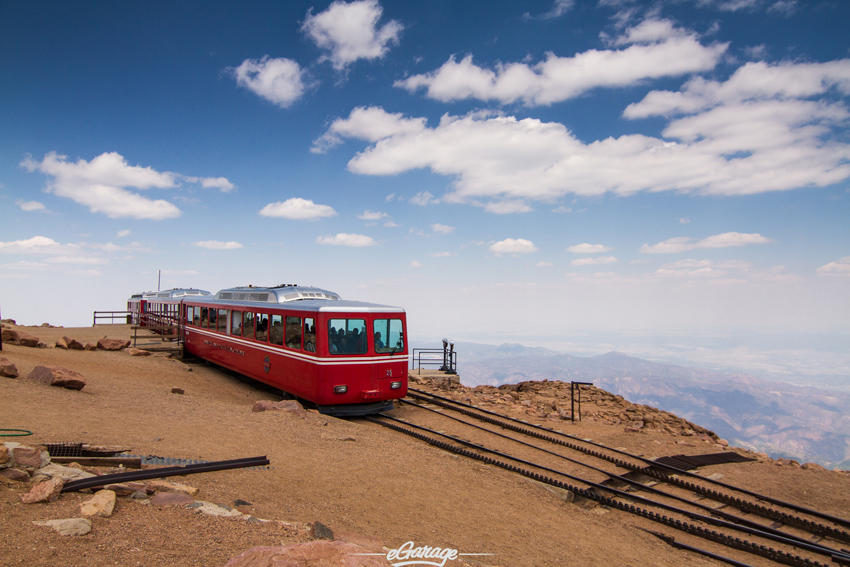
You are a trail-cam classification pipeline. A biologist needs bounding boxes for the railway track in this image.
[365,387,850,567]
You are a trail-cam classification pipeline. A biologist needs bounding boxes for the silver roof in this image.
[141,288,212,299]
[214,285,341,304]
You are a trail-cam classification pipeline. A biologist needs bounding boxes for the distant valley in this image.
[437,342,850,470]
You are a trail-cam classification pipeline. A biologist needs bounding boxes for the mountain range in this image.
[438,342,850,469]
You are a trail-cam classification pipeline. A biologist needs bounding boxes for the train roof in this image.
[139,288,212,299]
[214,284,341,303]
[190,284,404,313]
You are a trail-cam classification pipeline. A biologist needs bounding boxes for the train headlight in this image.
[334,385,348,394]
[390,381,402,389]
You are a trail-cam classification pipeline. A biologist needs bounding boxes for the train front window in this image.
[328,318,366,355]
[217,309,227,333]
[374,319,404,353]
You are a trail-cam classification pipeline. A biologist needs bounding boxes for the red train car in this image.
[179,284,408,416]
[127,288,211,328]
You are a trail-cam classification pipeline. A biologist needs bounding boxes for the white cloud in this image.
[395,20,726,106]
[20,152,229,220]
[817,256,850,276]
[230,56,306,108]
[571,256,618,266]
[484,199,532,214]
[358,210,389,221]
[552,205,572,213]
[312,106,426,153]
[409,260,423,268]
[196,177,236,192]
[259,198,338,220]
[15,200,45,212]
[431,251,454,257]
[640,232,773,254]
[46,256,109,265]
[316,233,378,247]
[320,101,850,205]
[410,191,438,206]
[116,230,131,238]
[537,261,555,267]
[489,238,538,255]
[568,243,612,254]
[0,236,67,254]
[302,0,403,71]
[192,241,244,250]
[431,223,455,235]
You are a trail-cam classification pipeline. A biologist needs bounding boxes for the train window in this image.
[193,306,201,327]
[270,314,283,345]
[200,307,209,328]
[328,319,366,355]
[185,306,194,326]
[231,310,242,336]
[209,308,217,329]
[217,309,227,333]
[304,318,316,352]
[256,313,269,342]
[243,312,254,339]
[285,316,302,350]
[374,319,404,353]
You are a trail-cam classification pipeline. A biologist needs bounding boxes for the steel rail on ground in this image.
[408,387,850,535]
[367,414,846,567]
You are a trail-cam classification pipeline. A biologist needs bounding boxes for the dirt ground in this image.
[1,323,849,567]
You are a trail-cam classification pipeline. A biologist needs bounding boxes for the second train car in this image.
[176,284,408,416]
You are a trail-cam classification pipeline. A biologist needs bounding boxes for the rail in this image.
[411,348,457,374]
[92,310,132,325]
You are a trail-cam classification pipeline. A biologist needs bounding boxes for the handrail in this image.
[92,310,132,325]
[411,348,457,375]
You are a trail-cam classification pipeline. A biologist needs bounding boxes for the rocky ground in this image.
[1,321,849,567]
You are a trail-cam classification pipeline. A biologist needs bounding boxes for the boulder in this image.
[126,347,152,356]
[21,477,65,504]
[224,541,393,567]
[252,399,307,418]
[28,365,86,390]
[84,343,97,351]
[17,332,40,348]
[32,518,92,536]
[64,337,85,350]
[36,463,97,482]
[0,468,30,482]
[55,337,69,349]
[1,328,20,343]
[147,479,199,495]
[97,338,131,351]
[80,489,116,517]
[12,445,50,468]
[0,356,18,378]
[0,444,9,465]
[150,491,195,507]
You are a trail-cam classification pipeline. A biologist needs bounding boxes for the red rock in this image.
[17,332,40,347]
[55,337,69,349]
[224,541,393,567]
[0,468,30,482]
[64,337,85,350]
[21,477,64,504]
[12,445,48,468]
[150,491,195,506]
[27,365,86,390]
[126,347,152,356]
[1,328,20,342]
[252,399,307,418]
[0,356,18,378]
[97,338,131,351]
[0,445,8,464]
[84,343,97,351]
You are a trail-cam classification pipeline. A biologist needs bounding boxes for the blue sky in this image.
[1,0,849,372]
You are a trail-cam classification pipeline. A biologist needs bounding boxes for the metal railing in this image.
[411,348,457,374]
[92,311,132,325]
